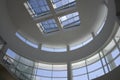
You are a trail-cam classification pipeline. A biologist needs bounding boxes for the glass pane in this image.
[36,76,50,80]
[6,49,20,60]
[53,78,67,80]
[51,0,76,9]
[36,69,52,77]
[73,74,88,80]
[19,57,34,67]
[53,70,67,77]
[17,63,33,74]
[89,68,104,80]
[27,0,50,17]
[59,12,80,29]
[114,56,120,66]
[101,58,106,66]
[41,44,67,52]
[104,66,109,73]
[16,32,38,48]
[20,73,32,80]
[111,47,120,59]
[38,19,58,33]
[87,61,102,72]
[73,67,87,76]
[106,53,114,63]
[26,40,38,48]
[16,32,26,42]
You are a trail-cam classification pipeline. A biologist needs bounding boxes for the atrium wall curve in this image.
[0,0,117,63]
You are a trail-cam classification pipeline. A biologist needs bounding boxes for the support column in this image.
[85,60,89,80]
[67,62,73,80]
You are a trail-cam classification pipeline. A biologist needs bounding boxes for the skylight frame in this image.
[37,19,59,34]
[59,12,80,29]
[51,0,76,11]
[24,0,50,18]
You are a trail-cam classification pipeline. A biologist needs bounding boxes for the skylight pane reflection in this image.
[26,40,38,48]
[38,19,59,33]
[51,0,76,10]
[41,44,67,52]
[16,32,38,48]
[59,12,80,29]
[26,0,50,17]
[16,32,26,42]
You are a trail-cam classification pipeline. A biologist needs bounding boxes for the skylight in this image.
[51,0,76,10]
[59,12,80,29]
[25,0,50,17]
[37,19,59,34]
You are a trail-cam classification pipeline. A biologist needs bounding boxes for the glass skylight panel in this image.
[51,0,76,10]
[38,19,59,33]
[25,0,50,17]
[59,12,80,29]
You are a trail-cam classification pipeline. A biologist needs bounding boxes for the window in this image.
[52,78,67,80]
[87,61,102,72]
[72,60,87,76]
[73,67,87,76]
[41,44,67,52]
[6,49,20,60]
[16,32,38,48]
[16,32,26,42]
[89,69,104,80]
[19,57,34,67]
[35,76,50,80]
[59,12,80,29]
[73,74,88,80]
[37,19,59,33]
[52,64,67,77]
[51,0,76,10]
[25,0,50,17]
[53,70,67,77]
[36,69,52,76]
[114,56,120,66]
[111,47,120,59]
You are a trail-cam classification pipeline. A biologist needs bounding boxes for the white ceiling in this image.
[6,0,107,46]
[0,0,116,62]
